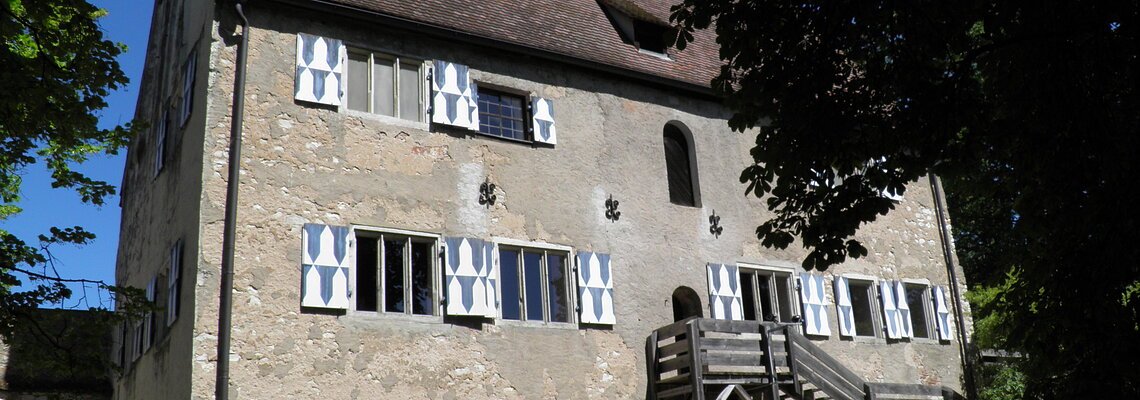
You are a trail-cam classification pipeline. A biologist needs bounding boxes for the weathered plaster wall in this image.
[112,0,212,399]
[119,3,970,399]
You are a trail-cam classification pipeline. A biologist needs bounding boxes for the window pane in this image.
[347,53,369,112]
[907,285,930,338]
[523,252,544,321]
[410,241,433,315]
[547,253,569,323]
[775,275,795,322]
[663,125,694,206]
[398,63,421,121]
[355,236,378,312]
[499,249,521,320]
[383,238,405,313]
[478,88,527,140]
[850,281,876,337]
[756,274,774,321]
[740,273,757,321]
[373,59,394,116]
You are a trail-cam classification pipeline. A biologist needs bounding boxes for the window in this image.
[144,277,156,351]
[180,50,196,127]
[154,108,169,177]
[905,283,934,339]
[498,245,572,323]
[354,230,438,316]
[848,278,881,338]
[739,267,798,323]
[663,123,698,206]
[477,88,528,141]
[167,240,183,326]
[347,50,424,122]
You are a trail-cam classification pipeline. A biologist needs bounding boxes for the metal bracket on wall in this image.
[605,194,621,222]
[709,210,723,238]
[479,178,497,207]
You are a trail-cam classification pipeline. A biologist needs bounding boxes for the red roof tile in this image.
[326,0,721,88]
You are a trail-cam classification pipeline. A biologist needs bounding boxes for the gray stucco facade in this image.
[113,1,972,399]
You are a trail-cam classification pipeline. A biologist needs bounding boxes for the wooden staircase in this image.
[645,318,966,400]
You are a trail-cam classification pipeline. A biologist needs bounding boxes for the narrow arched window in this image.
[663,123,698,206]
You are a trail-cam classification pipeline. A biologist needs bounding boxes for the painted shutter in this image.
[444,237,493,317]
[180,50,196,126]
[706,263,743,320]
[300,223,351,309]
[577,251,616,325]
[167,240,183,326]
[483,237,497,316]
[799,273,831,336]
[834,276,856,337]
[295,33,345,106]
[431,61,479,130]
[880,280,901,339]
[895,280,913,338]
[933,286,952,340]
[154,109,167,176]
[144,278,155,351]
[530,97,557,145]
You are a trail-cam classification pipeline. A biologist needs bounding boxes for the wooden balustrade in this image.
[645,318,965,400]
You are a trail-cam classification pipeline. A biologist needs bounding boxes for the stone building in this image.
[112,0,972,399]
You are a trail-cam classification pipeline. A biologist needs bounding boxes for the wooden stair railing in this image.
[646,318,965,400]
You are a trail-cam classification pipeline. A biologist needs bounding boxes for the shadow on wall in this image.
[0,308,112,397]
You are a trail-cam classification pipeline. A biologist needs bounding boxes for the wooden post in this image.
[645,331,658,400]
[762,325,780,400]
[787,328,802,396]
[687,320,705,400]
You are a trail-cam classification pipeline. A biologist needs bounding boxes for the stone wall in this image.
[118,2,971,399]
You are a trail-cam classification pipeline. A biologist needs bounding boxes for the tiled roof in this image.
[326,0,721,88]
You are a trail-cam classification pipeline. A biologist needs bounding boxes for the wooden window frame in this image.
[493,239,576,326]
[349,226,441,318]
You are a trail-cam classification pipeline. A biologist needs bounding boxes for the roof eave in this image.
[260,0,719,100]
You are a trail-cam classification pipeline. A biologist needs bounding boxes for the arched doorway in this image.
[671,286,704,322]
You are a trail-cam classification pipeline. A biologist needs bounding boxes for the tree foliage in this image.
[1,0,145,339]
[671,1,1138,398]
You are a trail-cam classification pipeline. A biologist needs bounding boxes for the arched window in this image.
[663,123,700,206]
[671,286,704,322]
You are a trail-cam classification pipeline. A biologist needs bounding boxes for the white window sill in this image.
[343,109,430,132]
[494,319,579,331]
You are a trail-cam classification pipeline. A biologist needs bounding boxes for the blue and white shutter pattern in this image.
[577,251,615,325]
[294,33,345,106]
[833,276,856,337]
[894,280,913,338]
[706,263,743,320]
[530,97,557,145]
[444,237,495,317]
[933,286,952,340]
[431,61,479,130]
[799,273,832,336]
[300,223,351,309]
[880,280,902,339]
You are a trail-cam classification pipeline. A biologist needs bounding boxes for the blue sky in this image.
[2,1,153,309]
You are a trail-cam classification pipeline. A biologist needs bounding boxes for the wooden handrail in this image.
[645,318,964,400]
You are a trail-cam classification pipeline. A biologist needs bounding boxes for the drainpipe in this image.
[217,1,249,399]
[929,174,977,399]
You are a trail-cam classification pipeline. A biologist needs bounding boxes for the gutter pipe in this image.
[217,1,249,399]
[930,174,977,399]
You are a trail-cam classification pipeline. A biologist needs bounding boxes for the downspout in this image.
[929,174,977,399]
[217,1,249,399]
